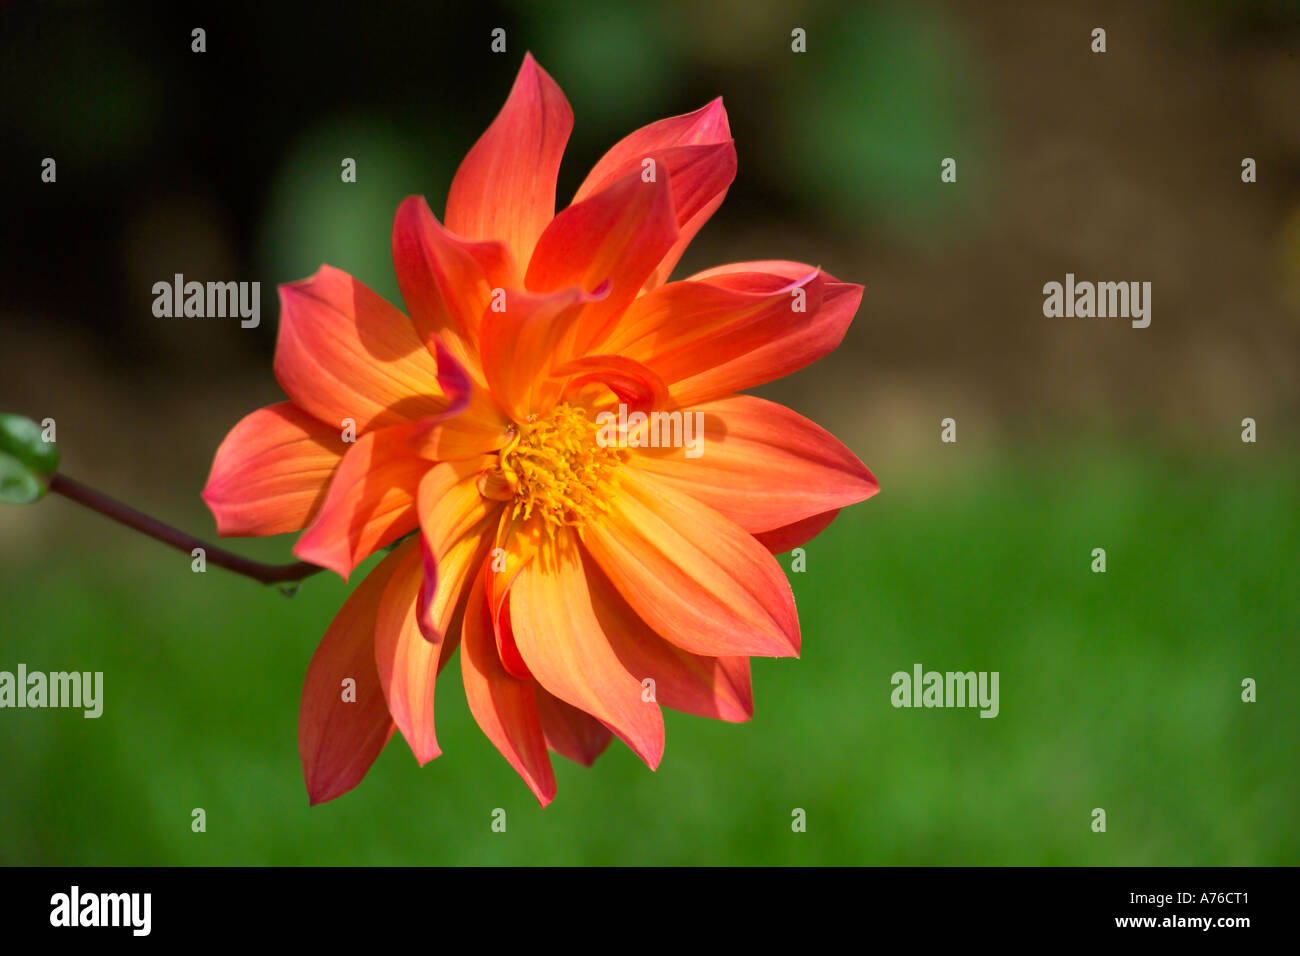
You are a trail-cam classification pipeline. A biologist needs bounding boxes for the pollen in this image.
[498,402,624,533]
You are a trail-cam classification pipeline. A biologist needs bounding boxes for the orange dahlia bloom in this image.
[203,55,878,806]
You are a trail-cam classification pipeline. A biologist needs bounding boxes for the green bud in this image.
[0,414,60,504]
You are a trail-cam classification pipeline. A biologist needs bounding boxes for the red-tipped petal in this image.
[445,54,573,268]
[535,688,614,766]
[583,468,800,659]
[631,395,877,534]
[575,98,735,287]
[298,546,404,805]
[202,402,347,537]
[525,169,678,352]
[274,265,447,433]
[293,423,426,580]
[577,98,731,197]
[461,568,557,806]
[508,535,665,770]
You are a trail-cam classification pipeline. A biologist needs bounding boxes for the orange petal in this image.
[416,526,492,644]
[658,262,863,406]
[407,349,512,463]
[753,509,841,555]
[525,169,678,353]
[586,560,753,722]
[373,527,490,767]
[293,423,426,580]
[574,98,735,288]
[508,533,665,770]
[630,395,878,534]
[478,286,603,421]
[416,457,497,554]
[583,468,800,658]
[392,195,518,368]
[445,54,573,268]
[484,511,539,621]
[371,540,443,764]
[298,545,403,805]
[607,269,834,407]
[535,688,613,766]
[460,567,556,806]
[274,265,447,433]
[493,600,532,681]
[203,401,347,537]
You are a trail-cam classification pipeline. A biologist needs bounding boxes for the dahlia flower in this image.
[203,54,878,805]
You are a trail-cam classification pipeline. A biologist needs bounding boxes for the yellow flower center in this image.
[498,402,623,532]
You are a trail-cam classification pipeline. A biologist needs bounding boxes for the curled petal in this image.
[275,265,447,433]
[555,353,669,415]
[298,545,405,805]
[583,468,800,659]
[203,401,346,537]
[461,567,556,806]
[293,423,426,580]
[445,53,573,268]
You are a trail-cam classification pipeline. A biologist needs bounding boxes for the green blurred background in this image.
[2,0,1297,864]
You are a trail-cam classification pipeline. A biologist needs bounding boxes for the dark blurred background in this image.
[1,0,1297,864]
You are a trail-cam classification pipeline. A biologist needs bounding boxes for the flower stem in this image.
[46,473,325,585]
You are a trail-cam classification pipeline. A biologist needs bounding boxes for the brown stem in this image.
[46,473,325,586]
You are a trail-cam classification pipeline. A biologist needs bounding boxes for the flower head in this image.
[203,54,878,805]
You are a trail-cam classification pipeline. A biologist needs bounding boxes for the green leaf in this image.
[0,414,59,504]
[0,413,59,476]
[0,450,45,504]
